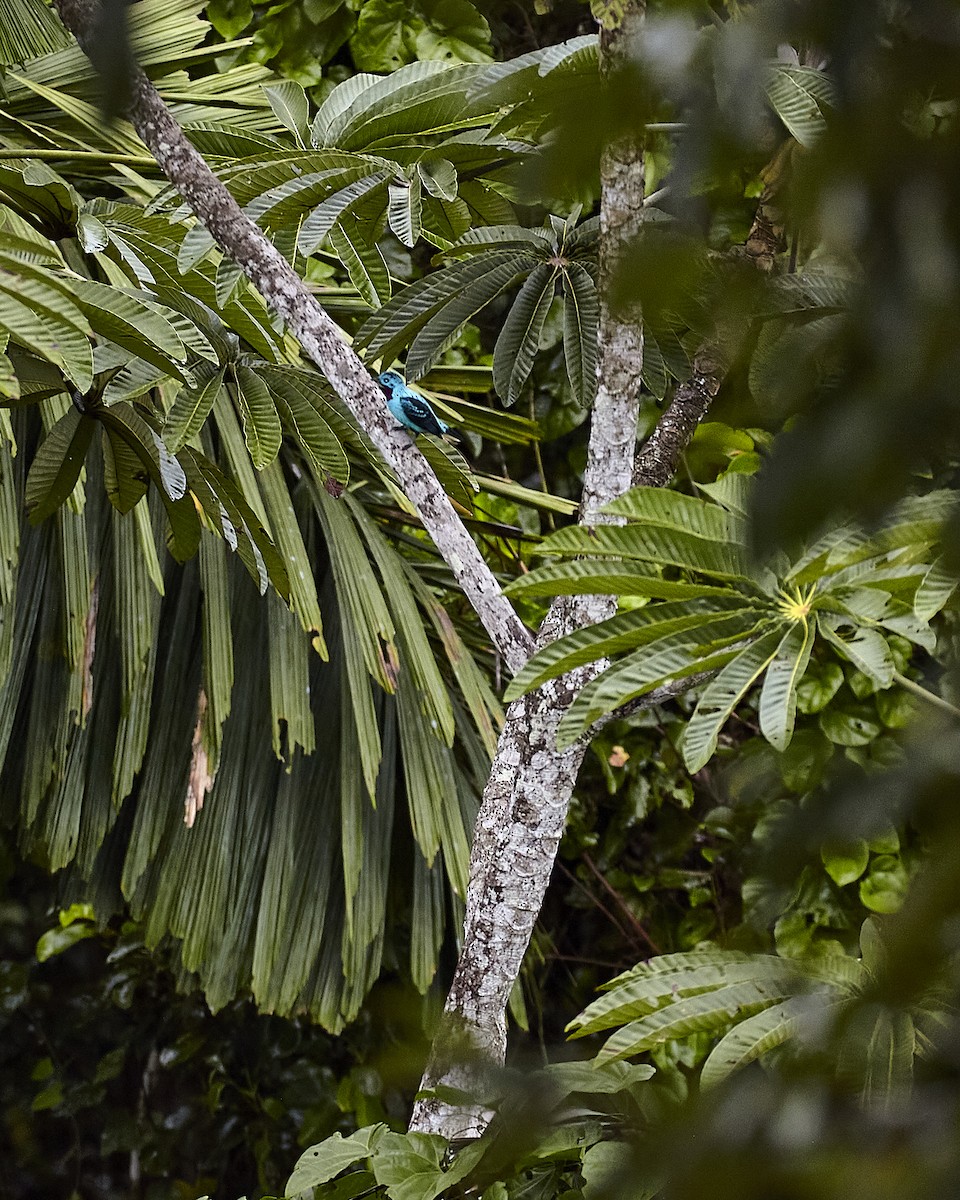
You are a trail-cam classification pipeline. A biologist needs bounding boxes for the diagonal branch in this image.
[52,0,534,676]
[633,348,723,487]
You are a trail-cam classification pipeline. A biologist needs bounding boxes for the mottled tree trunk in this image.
[409,4,649,1140]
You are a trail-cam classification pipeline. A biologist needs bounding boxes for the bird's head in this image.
[378,371,405,393]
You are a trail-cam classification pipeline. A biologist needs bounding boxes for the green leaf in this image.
[0,261,93,389]
[388,173,423,248]
[68,279,188,380]
[355,250,531,370]
[0,0,70,65]
[700,1000,805,1088]
[859,856,909,914]
[36,919,97,962]
[492,262,557,406]
[25,406,95,523]
[818,702,883,746]
[417,155,458,201]
[562,261,599,407]
[349,0,421,72]
[182,446,288,596]
[914,556,957,622]
[101,422,149,513]
[681,626,786,772]
[233,365,282,469]
[297,169,392,256]
[503,599,754,702]
[286,1124,389,1194]
[163,364,226,453]
[329,222,392,308]
[602,487,747,543]
[818,617,894,687]
[504,560,734,602]
[263,80,310,146]
[765,64,836,147]
[597,979,793,1063]
[268,375,349,486]
[758,618,815,751]
[796,659,844,714]
[414,0,493,65]
[822,841,870,887]
[555,622,749,747]
[418,433,478,508]
[571,954,797,1037]
[536,524,756,583]
[96,404,199,561]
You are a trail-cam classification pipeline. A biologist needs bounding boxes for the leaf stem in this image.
[892,671,960,720]
[0,148,156,166]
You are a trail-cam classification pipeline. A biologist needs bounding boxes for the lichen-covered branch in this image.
[53,0,534,676]
[410,3,652,1141]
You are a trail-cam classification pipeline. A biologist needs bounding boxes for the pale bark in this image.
[53,0,533,677]
[410,4,651,1140]
[55,0,710,1145]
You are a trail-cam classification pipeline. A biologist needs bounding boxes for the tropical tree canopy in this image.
[3,0,960,1198]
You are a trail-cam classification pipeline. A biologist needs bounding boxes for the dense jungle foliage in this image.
[2,0,960,1197]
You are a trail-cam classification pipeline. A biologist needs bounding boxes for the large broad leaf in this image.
[700,999,807,1088]
[0,258,93,389]
[329,221,391,308]
[355,250,534,373]
[296,168,392,256]
[492,262,557,406]
[262,79,310,146]
[96,403,200,561]
[536,524,756,583]
[417,155,458,202]
[562,261,599,407]
[68,279,189,380]
[571,954,798,1037]
[163,364,227,453]
[680,626,784,772]
[387,173,423,248]
[287,1124,389,1194]
[555,620,751,748]
[232,364,282,469]
[101,420,150,514]
[181,446,289,597]
[503,598,754,702]
[602,487,747,543]
[504,560,735,602]
[914,556,957,622]
[267,374,350,486]
[757,618,816,751]
[596,979,794,1063]
[25,405,95,522]
[817,616,894,687]
[765,63,836,147]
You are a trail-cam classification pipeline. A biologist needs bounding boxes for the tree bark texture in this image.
[53,0,534,677]
[410,4,651,1140]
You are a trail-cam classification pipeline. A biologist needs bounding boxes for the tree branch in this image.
[409,2,654,1141]
[52,0,534,677]
[633,348,723,487]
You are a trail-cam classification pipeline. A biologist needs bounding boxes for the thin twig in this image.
[582,852,662,954]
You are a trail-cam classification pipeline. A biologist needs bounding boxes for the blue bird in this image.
[379,371,450,438]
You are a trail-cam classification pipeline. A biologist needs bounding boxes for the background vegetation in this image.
[2,0,960,1197]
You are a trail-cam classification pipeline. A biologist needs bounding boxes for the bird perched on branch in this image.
[379,371,451,438]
